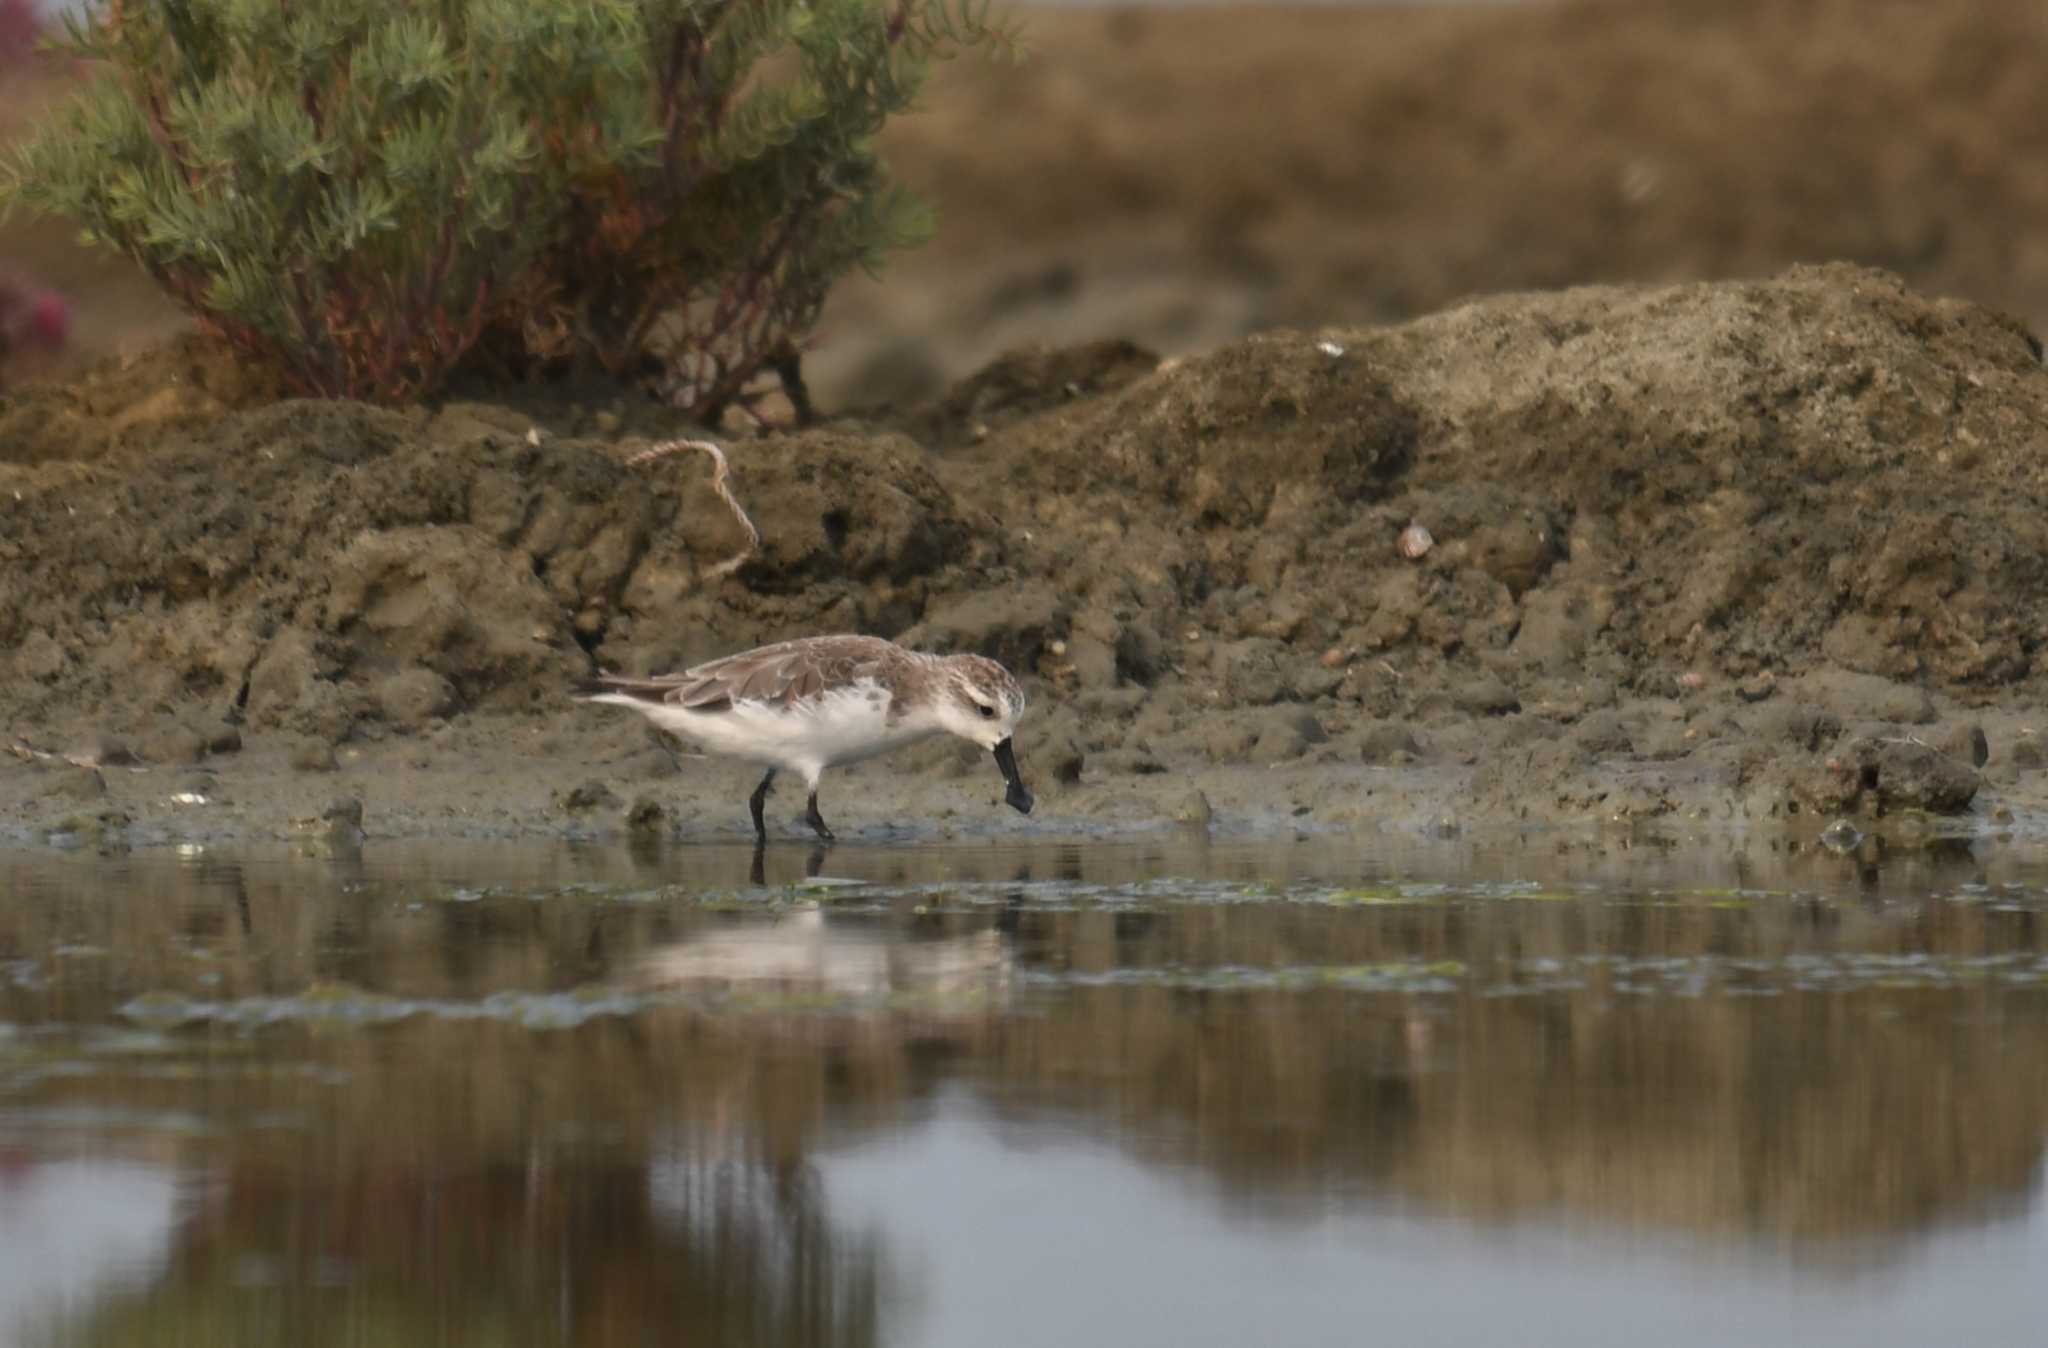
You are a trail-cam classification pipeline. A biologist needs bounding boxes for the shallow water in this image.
[2,832,2046,1346]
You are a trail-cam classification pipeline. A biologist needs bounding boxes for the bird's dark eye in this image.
[975,702,997,719]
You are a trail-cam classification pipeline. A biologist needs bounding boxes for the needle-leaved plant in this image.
[3,0,1005,408]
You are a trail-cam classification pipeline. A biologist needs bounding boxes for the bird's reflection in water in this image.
[637,908,1013,1008]
[749,840,835,886]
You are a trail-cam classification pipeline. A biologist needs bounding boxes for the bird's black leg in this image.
[749,769,776,842]
[804,791,835,842]
[749,839,767,888]
[804,844,828,880]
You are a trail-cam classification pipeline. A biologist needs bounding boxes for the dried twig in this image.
[627,437,760,579]
[6,738,126,770]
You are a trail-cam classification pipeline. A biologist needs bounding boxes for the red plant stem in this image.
[379,209,459,395]
[657,25,699,176]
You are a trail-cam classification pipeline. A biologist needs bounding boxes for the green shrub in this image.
[4,0,1006,408]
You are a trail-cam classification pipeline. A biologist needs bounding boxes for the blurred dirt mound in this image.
[903,0,2048,307]
[818,0,2048,403]
[3,264,2045,810]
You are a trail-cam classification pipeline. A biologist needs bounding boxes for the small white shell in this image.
[1316,340,1346,358]
[1399,522,1434,559]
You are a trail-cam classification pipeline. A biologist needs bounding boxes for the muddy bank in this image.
[5,265,2048,846]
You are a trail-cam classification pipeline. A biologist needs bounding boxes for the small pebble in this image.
[557,780,618,813]
[178,772,217,794]
[44,766,107,802]
[90,737,139,767]
[1399,522,1434,559]
[626,797,668,832]
[51,809,130,842]
[288,739,339,773]
[1819,818,1863,853]
[1942,723,1988,769]
[141,723,208,766]
[322,797,365,829]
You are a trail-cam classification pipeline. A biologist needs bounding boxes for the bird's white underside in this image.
[585,678,944,788]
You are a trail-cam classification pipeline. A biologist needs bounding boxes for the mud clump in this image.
[909,338,1162,449]
[1792,736,1982,818]
[1005,336,1421,528]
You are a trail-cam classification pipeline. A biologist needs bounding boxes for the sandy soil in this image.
[3,1,2047,849]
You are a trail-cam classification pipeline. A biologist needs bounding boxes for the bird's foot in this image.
[803,791,835,842]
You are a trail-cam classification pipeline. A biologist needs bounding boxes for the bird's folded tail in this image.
[573,674,673,705]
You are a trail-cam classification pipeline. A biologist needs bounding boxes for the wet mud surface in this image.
[5,266,2047,848]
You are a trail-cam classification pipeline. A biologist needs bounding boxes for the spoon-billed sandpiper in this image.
[577,634,1034,841]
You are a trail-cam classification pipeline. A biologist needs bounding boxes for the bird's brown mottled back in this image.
[578,635,927,713]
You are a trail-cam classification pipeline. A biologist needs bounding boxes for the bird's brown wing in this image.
[577,635,900,714]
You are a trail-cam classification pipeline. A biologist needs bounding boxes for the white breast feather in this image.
[594,678,943,781]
